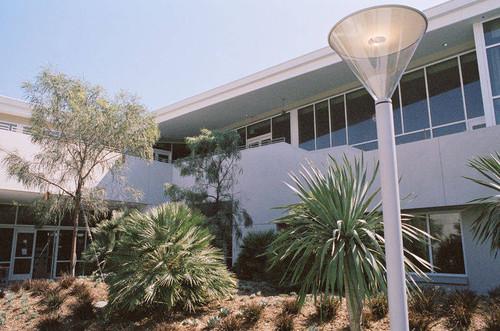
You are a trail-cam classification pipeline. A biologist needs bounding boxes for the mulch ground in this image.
[0,278,490,330]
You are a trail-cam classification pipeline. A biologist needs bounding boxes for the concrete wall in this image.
[0,129,172,207]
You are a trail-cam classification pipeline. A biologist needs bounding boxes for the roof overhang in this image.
[154,0,500,140]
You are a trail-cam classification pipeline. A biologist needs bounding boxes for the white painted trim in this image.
[473,22,496,126]
[290,109,299,147]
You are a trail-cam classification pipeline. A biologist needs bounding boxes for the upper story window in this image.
[483,17,500,124]
[297,50,485,152]
[237,113,290,149]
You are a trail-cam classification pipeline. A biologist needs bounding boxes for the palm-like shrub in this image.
[269,155,430,331]
[105,203,236,314]
[465,151,500,257]
[233,230,276,281]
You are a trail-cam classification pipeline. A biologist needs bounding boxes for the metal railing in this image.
[239,137,286,150]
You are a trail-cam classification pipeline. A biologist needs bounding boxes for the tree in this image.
[1,67,159,276]
[465,151,500,258]
[268,155,430,331]
[165,129,251,264]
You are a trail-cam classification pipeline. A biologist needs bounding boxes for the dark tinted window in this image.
[237,127,246,146]
[346,89,376,145]
[330,95,347,147]
[392,87,403,135]
[483,17,500,46]
[272,113,290,143]
[315,101,330,149]
[460,52,484,119]
[0,228,13,261]
[0,204,16,224]
[427,58,464,126]
[401,69,429,132]
[298,105,315,150]
[172,143,190,161]
[247,120,270,139]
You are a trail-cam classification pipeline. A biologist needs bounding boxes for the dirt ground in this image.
[0,278,490,330]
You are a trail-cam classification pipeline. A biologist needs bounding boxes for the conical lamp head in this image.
[328,5,427,101]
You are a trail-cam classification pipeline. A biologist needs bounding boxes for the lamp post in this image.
[328,5,427,331]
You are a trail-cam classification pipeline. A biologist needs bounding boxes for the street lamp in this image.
[328,5,427,331]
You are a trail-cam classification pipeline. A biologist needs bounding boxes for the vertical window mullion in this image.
[423,67,433,138]
[328,98,332,148]
[313,105,317,150]
[344,94,349,145]
[457,55,469,127]
[426,215,434,273]
[398,83,404,134]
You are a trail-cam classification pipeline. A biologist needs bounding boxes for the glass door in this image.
[9,230,36,280]
[32,230,57,279]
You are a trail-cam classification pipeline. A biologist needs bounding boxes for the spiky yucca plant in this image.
[465,151,500,257]
[233,230,276,281]
[269,155,430,331]
[105,203,236,314]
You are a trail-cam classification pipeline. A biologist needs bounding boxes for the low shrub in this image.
[106,203,236,314]
[22,279,50,296]
[275,313,294,331]
[42,291,65,312]
[315,296,340,321]
[281,298,300,316]
[483,301,500,330]
[370,293,388,320]
[216,315,243,331]
[242,301,264,323]
[71,299,95,320]
[445,289,479,330]
[489,285,500,303]
[58,273,76,289]
[408,310,434,331]
[408,287,443,316]
[37,315,63,331]
[71,282,93,302]
[0,288,5,299]
[233,230,276,282]
[8,281,21,293]
[206,316,220,329]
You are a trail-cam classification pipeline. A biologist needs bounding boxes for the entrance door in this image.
[9,230,36,280]
[32,231,56,279]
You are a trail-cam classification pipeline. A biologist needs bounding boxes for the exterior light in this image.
[328,5,427,331]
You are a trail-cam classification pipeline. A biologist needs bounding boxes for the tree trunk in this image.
[344,272,363,331]
[70,195,81,277]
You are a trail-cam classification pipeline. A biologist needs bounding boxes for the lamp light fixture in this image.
[328,5,427,331]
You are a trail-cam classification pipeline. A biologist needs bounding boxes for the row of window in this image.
[236,113,291,147]
[298,50,484,151]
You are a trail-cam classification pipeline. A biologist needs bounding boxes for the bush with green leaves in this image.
[233,230,276,281]
[445,289,479,329]
[315,295,340,321]
[105,203,236,314]
[269,155,430,331]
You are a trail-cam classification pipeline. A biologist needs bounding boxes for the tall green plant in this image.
[269,155,430,331]
[1,67,159,276]
[465,151,500,257]
[105,203,236,314]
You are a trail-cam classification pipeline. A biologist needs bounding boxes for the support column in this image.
[375,99,409,331]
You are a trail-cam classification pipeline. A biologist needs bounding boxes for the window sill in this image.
[409,273,468,285]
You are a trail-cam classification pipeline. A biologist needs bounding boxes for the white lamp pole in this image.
[328,5,427,330]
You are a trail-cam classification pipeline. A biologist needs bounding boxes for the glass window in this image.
[346,89,377,145]
[427,58,465,127]
[237,127,246,146]
[432,122,466,138]
[429,213,465,274]
[392,87,403,135]
[487,46,500,97]
[494,99,500,125]
[247,120,271,139]
[483,17,500,46]
[58,230,85,261]
[395,130,430,145]
[0,204,16,224]
[401,69,430,133]
[17,206,37,225]
[172,143,190,161]
[272,113,290,144]
[153,142,172,151]
[403,217,430,271]
[0,228,13,261]
[460,52,484,119]
[330,95,347,147]
[315,101,330,149]
[298,105,315,151]
[354,141,378,151]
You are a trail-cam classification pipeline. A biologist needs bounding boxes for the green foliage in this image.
[483,301,500,330]
[58,273,76,289]
[206,316,221,329]
[408,310,434,331]
[233,230,276,281]
[315,295,340,321]
[1,67,159,276]
[21,279,50,296]
[83,210,133,272]
[445,289,479,330]
[105,203,236,314]
[43,291,65,312]
[489,285,500,303]
[370,293,388,321]
[242,301,264,323]
[408,287,443,316]
[165,129,251,261]
[465,151,500,257]
[274,312,294,331]
[281,298,300,316]
[268,155,430,330]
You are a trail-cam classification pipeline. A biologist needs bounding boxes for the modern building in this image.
[1,0,499,293]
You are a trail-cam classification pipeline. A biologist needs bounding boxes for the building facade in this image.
[1,0,499,293]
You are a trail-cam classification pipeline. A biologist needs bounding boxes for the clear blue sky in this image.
[1,0,445,111]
